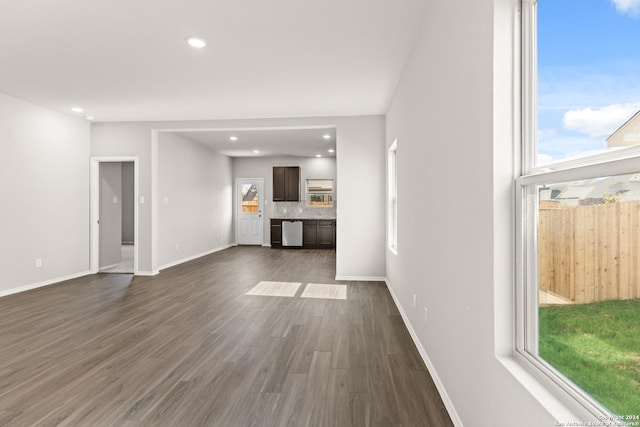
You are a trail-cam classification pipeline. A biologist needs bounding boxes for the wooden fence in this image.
[538,200,640,304]
[241,200,259,213]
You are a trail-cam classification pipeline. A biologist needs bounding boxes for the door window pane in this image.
[241,184,259,213]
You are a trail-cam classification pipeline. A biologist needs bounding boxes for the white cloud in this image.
[612,0,640,16]
[562,103,640,138]
[538,128,557,140]
[537,153,555,166]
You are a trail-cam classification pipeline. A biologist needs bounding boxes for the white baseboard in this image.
[262,243,271,247]
[136,271,159,276]
[335,275,387,282]
[384,278,464,427]
[159,244,233,271]
[0,270,91,299]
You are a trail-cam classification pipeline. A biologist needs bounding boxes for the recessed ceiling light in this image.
[328,149,335,153]
[253,149,260,154]
[323,134,331,140]
[229,136,238,141]
[316,154,322,158]
[186,36,207,48]
[83,115,94,120]
[70,107,84,113]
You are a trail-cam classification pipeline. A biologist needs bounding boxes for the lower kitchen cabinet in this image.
[270,219,282,248]
[303,220,318,248]
[317,220,336,249]
[271,219,335,249]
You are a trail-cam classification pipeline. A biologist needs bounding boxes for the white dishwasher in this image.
[282,220,303,247]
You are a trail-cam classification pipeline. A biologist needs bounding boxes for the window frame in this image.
[388,139,398,254]
[516,0,640,420]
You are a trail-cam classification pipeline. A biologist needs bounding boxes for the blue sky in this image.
[537,0,640,164]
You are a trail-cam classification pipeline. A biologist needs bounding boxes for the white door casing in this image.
[90,157,139,274]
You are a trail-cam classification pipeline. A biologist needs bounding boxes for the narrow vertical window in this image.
[388,139,398,254]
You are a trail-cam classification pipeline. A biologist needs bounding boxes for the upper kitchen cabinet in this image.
[273,166,300,202]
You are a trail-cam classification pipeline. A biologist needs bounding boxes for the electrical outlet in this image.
[164,196,169,204]
[298,208,303,213]
[216,234,220,240]
[424,307,428,324]
[175,243,179,250]
[283,208,287,213]
[140,196,145,204]
[35,258,42,268]
[413,294,416,309]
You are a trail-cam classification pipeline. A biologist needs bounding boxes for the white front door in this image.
[236,178,264,245]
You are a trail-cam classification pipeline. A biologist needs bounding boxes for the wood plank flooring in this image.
[0,247,453,427]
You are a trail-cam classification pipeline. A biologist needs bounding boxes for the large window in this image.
[388,140,398,254]
[517,0,640,421]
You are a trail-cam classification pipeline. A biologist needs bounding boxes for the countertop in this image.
[270,217,336,221]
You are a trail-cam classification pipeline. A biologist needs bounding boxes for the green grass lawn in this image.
[539,299,640,416]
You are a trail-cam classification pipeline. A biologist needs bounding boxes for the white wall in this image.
[0,92,90,295]
[158,132,233,269]
[384,0,576,425]
[99,162,123,268]
[232,156,337,244]
[91,115,385,279]
[335,116,385,279]
[91,123,154,273]
[122,162,135,244]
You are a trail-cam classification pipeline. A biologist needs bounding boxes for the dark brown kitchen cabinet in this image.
[273,166,300,201]
[317,220,336,249]
[270,219,282,248]
[271,218,335,249]
[303,220,318,248]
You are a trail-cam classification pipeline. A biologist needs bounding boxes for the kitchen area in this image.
[232,154,336,249]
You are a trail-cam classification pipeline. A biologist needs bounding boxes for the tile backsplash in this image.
[270,201,336,219]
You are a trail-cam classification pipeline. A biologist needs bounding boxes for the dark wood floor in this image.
[0,247,453,427]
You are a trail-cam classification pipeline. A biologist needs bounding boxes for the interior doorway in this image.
[90,158,138,274]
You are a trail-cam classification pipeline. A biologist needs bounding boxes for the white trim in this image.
[384,278,463,427]
[530,145,640,175]
[262,243,271,247]
[136,271,160,276]
[159,244,233,271]
[151,130,159,274]
[0,271,91,299]
[387,139,398,253]
[334,275,387,282]
[90,157,139,275]
[153,124,337,133]
[521,0,537,173]
[517,155,640,186]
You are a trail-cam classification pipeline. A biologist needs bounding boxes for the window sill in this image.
[497,353,617,425]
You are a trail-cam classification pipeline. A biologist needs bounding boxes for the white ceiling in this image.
[172,126,337,158]
[0,0,426,123]
[1,1,425,158]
